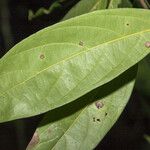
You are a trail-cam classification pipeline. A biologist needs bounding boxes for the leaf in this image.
[0,9,150,123]
[28,0,70,21]
[108,0,133,8]
[144,134,150,143]
[62,0,109,20]
[27,2,137,150]
[136,55,150,97]
[2,9,150,59]
[27,0,139,150]
[26,68,136,150]
[28,2,61,21]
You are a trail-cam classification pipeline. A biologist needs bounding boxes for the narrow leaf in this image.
[108,0,133,8]
[2,9,150,59]
[27,2,138,150]
[144,134,150,143]
[28,2,61,21]
[26,68,136,150]
[0,9,150,122]
[27,2,138,149]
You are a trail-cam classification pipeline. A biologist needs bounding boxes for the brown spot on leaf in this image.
[40,54,45,59]
[79,41,84,46]
[95,101,104,109]
[26,132,39,150]
[145,41,150,48]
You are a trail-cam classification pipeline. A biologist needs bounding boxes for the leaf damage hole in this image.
[93,117,101,122]
[79,41,84,46]
[105,112,108,116]
[40,54,45,59]
[126,23,130,26]
[145,41,150,48]
[27,132,39,150]
[95,101,104,109]
[96,118,101,122]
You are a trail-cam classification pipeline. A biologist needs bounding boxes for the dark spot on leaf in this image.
[95,101,104,109]
[27,132,39,150]
[105,112,108,116]
[145,41,150,48]
[93,117,96,122]
[126,23,129,26]
[97,119,101,122]
[40,54,45,59]
[79,41,84,46]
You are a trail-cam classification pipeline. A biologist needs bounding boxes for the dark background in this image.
[0,0,150,150]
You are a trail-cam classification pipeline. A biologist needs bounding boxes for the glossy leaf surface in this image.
[27,2,136,149]
[2,9,150,59]
[0,9,150,122]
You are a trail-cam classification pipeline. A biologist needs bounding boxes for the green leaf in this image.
[108,0,133,8]
[28,0,70,21]
[144,134,150,144]
[26,68,136,150]
[62,0,108,20]
[136,55,150,97]
[28,2,61,21]
[2,9,150,59]
[0,9,150,123]
[27,2,137,150]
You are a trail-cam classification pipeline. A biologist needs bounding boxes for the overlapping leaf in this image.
[27,1,137,150]
[0,9,150,123]
[108,0,132,8]
[26,1,143,148]
[62,0,108,20]
[26,67,136,150]
[2,9,150,59]
[61,0,133,21]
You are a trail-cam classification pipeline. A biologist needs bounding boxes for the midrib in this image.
[0,28,150,96]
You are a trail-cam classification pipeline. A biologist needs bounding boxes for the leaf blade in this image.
[1,9,150,59]
[27,3,141,150]
[0,9,150,122]
[26,67,136,150]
